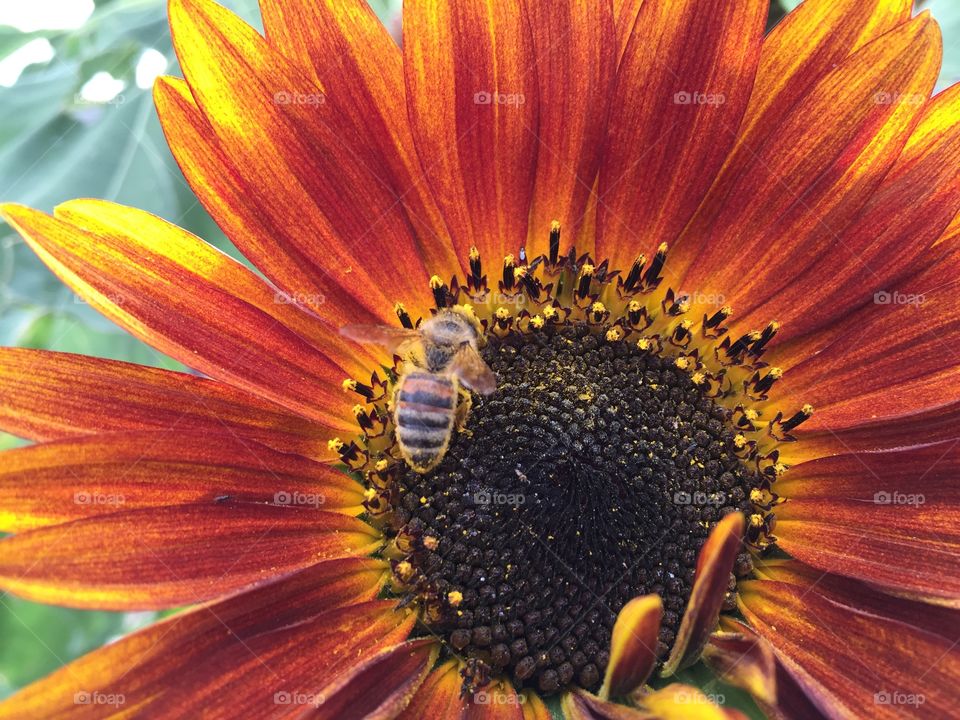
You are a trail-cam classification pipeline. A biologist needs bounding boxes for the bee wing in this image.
[340,324,421,354]
[450,345,497,395]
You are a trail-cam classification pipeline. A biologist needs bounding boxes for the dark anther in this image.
[780,404,814,433]
[748,322,779,358]
[469,246,483,290]
[642,243,668,290]
[621,254,647,294]
[503,255,517,290]
[704,306,732,330]
[576,264,595,301]
[395,303,414,330]
[549,221,561,266]
[430,276,451,308]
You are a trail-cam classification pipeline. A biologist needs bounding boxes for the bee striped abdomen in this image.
[395,371,457,472]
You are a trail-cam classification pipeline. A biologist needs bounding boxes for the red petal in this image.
[304,637,437,719]
[0,348,334,457]
[736,82,960,342]
[258,0,458,277]
[0,202,357,428]
[599,594,662,699]
[396,661,468,719]
[662,512,744,675]
[773,442,960,605]
[403,0,539,264]
[0,430,364,532]
[167,0,437,320]
[0,504,379,609]
[702,622,777,706]
[0,557,388,717]
[596,0,767,272]
[740,578,960,719]
[525,0,615,256]
[676,15,941,302]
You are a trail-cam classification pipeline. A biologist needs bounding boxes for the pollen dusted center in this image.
[387,325,759,695]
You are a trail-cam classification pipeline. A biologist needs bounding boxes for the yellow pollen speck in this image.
[750,488,764,503]
[551,219,561,232]
[675,356,693,371]
[364,487,377,501]
[327,438,344,452]
[396,561,412,578]
[637,337,652,351]
[679,319,693,330]
[352,404,365,416]
[774,462,787,476]
[530,315,545,329]
[733,434,747,448]
[605,327,623,342]
[769,321,781,332]
[677,300,691,313]
[591,301,606,314]
[429,275,444,289]
[581,264,595,276]
[657,242,669,254]
[448,590,463,607]
[495,307,510,319]
[802,404,815,415]
[543,305,558,318]
[469,246,480,260]
[419,496,428,504]
[691,372,706,385]
[375,459,389,472]
[750,514,765,528]
[721,305,733,315]
[503,254,515,267]
[342,379,357,392]
[748,330,762,341]
[423,536,439,550]
[515,265,528,278]
[769,367,784,379]
[394,302,406,314]
[745,409,759,420]
[628,300,642,312]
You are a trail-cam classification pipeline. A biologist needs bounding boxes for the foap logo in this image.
[873,91,924,106]
[274,289,326,309]
[73,292,126,307]
[473,90,526,106]
[74,491,125,507]
[474,290,527,307]
[673,688,725,706]
[874,691,925,707]
[873,290,924,308]
[676,290,726,306]
[274,691,325,707]
[274,490,326,508]
[673,490,726,507]
[74,691,125,708]
[273,90,325,106]
[673,90,725,106]
[873,491,925,507]
[473,488,525,507]
[474,690,526,706]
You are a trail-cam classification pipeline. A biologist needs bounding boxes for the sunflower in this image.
[2,0,960,717]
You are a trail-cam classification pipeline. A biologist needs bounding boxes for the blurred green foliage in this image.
[0,0,956,710]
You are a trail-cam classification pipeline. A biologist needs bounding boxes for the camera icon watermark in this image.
[874,690,925,707]
[274,290,326,309]
[74,691,125,707]
[673,90,725,106]
[274,491,326,508]
[274,690,325,707]
[74,491,125,507]
[873,491,925,507]
[873,290,924,308]
[673,490,726,506]
[473,90,526,106]
[474,690,526,706]
[274,91,325,106]
[473,489,525,507]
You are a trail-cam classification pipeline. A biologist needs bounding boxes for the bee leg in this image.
[455,389,474,435]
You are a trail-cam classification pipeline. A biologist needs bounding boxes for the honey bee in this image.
[341,306,497,473]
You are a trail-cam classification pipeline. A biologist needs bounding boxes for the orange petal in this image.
[702,623,777,707]
[676,15,941,304]
[258,0,458,277]
[773,442,960,606]
[0,557,388,718]
[520,691,552,720]
[0,430,364,532]
[403,0,539,264]
[770,247,960,443]
[159,600,416,718]
[396,660,468,719]
[612,0,643,65]
[2,201,364,428]
[167,0,436,320]
[0,504,380,609]
[305,637,437,719]
[599,594,663,699]
[662,512,744,675]
[736,82,960,342]
[525,0,615,257]
[596,0,767,272]
[740,578,960,719]
[0,348,333,458]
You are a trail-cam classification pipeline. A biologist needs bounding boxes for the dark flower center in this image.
[386,324,760,695]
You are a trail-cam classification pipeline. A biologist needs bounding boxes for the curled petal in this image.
[702,622,777,707]
[599,594,663,699]
[662,512,745,675]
